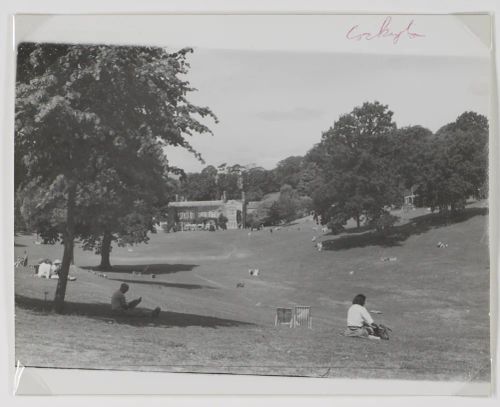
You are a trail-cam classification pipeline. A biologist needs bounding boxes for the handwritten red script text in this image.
[346,16,425,44]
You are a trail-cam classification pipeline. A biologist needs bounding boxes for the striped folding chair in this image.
[293,306,312,329]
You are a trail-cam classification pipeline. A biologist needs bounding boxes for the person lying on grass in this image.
[344,293,380,340]
[111,283,161,318]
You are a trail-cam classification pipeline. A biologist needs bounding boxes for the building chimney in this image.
[241,191,247,229]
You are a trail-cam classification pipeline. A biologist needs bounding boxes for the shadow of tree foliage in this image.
[82,263,199,275]
[339,224,373,235]
[15,295,253,328]
[322,207,488,251]
[108,277,215,290]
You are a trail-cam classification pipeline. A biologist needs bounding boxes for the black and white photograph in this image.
[11,13,493,393]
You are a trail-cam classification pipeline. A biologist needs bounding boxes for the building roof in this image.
[246,201,260,210]
[168,199,243,208]
[169,200,223,208]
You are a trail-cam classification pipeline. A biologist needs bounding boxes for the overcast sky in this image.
[165,48,490,173]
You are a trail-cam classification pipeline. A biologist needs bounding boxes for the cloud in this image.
[256,107,324,121]
[468,81,489,97]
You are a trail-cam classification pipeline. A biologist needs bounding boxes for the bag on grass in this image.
[372,323,392,340]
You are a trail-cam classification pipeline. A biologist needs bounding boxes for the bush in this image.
[245,213,262,229]
[218,214,228,230]
[372,212,399,234]
[326,220,344,235]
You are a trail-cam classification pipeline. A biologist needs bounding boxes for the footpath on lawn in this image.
[14,203,490,380]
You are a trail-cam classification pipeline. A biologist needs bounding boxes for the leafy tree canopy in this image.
[311,101,399,229]
[273,156,304,189]
[419,112,488,211]
[15,42,217,309]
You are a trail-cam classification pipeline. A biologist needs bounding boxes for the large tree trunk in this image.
[356,214,361,229]
[99,231,113,270]
[54,183,76,314]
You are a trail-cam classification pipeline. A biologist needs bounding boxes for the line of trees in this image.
[171,163,281,203]
[174,102,488,232]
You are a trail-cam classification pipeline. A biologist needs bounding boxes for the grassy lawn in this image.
[14,203,490,381]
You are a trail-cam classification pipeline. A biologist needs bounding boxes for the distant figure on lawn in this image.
[344,294,379,339]
[37,259,60,279]
[49,259,62,279]
[111,283,161,318]
[37,260,52,278]
[15,250,28,268]
[111,283,142,311]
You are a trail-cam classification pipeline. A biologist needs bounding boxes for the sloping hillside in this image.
[14,204,490,380]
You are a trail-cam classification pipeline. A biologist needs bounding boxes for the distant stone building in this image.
[167,195,244,231]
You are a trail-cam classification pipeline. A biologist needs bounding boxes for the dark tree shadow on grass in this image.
[82,263,199,275]
[15,295,253,328]
[323,233,403,250]
[108,277,215,290]
[323,207,488,251]
[339,224,373,235]
[14,242,27,247]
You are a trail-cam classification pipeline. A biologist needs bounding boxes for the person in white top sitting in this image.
[37,260,52,278]
[344,294,378,338]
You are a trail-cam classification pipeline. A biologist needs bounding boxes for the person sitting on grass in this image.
[344,294,379,339]
[14,250,28,268]
[49,259,62,279]
[111,283,161,318]
[37,260,52,278]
